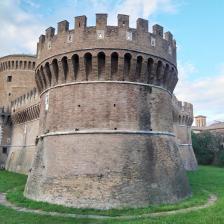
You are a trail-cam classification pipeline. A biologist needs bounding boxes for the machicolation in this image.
[35,14,177,94]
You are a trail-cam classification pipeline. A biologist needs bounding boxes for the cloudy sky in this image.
[0,0,223,123]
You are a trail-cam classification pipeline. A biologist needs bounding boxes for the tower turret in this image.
[25,14,190,209]
[172,95,198,170]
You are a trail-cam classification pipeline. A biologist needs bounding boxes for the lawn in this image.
[0,166,224,223]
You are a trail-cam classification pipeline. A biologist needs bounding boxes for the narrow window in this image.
[52,59,59,83]
[28,61,31,69]
[136,56,143,78]
[84,53,92,80]
[156,61,163,82]
[111,52,118,79]
[97,52,105,80]
[2,147,7,154]
[147,58,154,84]
[45,63,52,86]
[36,70,44,91]
[61,57,68,81]
[40,66,47,88]
[7,76,12,82]
[124,53,132,79]
[163,64,169,87]
[72,54,79,80]
[32,62,35,69]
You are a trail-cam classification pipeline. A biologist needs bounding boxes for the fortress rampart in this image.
[24,14,191,209]
[172,95,197,170]
[5,88,40,174]
[0,107,11,168]
[11,88,40,125]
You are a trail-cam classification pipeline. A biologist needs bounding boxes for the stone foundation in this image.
[25,133,190,209]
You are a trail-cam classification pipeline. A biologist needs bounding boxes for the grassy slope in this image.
[0,166,224,223]
[6,181,208,216]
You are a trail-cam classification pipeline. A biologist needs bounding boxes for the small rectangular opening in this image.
[2,147,7,154]
[7,76,12,82]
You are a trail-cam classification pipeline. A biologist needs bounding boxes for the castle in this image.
[0,14,197,209]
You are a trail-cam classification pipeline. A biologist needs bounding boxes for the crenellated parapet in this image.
[172,95,193,126]
[0,55,36,72]
[35,14,178,94]
[10,88,40,125]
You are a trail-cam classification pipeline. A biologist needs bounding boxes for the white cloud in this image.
[0,0,179,56]
[0,0,45,56]
[82,0,179,26]
[117,0,177,17]
[22,0,40,9]
[175,61,224,123]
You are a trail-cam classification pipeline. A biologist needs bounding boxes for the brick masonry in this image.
[0,13,197,209]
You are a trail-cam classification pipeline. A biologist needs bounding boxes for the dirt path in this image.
[0,193,217,220]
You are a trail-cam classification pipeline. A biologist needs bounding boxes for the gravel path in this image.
[0,193,217,220]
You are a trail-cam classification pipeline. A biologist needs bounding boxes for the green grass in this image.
[6,182,208,216]
[0,170,26,192]
[0,166,224,223]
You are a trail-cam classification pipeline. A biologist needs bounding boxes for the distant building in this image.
[193,116,224,134]
[195,115,206,128]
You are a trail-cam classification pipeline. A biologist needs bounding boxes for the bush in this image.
[216,150,224,166]
[192,131,224,166]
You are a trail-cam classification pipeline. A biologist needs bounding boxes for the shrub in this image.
[192,131,224,165]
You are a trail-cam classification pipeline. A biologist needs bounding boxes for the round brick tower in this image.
[25,14,191,209]
[0,54,36,107]
[173,96,198,170]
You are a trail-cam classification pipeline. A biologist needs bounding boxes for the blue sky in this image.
[0,0,224,123]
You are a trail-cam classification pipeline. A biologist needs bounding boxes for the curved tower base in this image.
[179,145,198,171]
[172,96,198,171]
[25,133,190,209]
[24,82,191,209]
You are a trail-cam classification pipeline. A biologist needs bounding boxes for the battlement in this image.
[38,14,175,45]
[172,95,193,126]
[35,14,178,94]
[37,14,176,66]
[0,55,36,73]
[10,88,40,125]
[11,88,39,113]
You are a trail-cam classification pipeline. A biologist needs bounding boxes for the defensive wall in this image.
[0,107,11,168]
[24,14,191,209]
[5,88,40,174]
[0,54,37,170]
[172,95,197,170]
